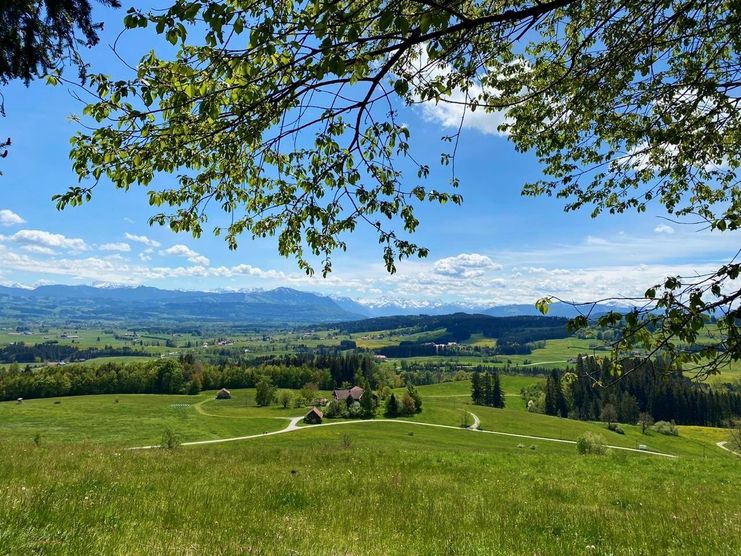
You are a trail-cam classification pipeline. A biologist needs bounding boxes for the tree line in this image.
[0,342,149,364]
[524,357,741,427]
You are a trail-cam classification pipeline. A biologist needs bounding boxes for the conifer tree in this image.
[484,373,494,407]
[360,382,374,419]
[544,374,558,416]
[471,371,484,406]
[492,373,505,409]
[384,393,399,418]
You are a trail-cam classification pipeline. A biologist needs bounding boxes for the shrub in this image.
[608,423,625,435]
[576,432,608,455]
[324,400,341,418]
[161,428,181,450]
[347,401,363,418]
[652,421,679,436]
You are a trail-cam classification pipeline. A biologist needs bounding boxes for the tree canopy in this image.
[56,0,740,378]
[0,0,121,86]
[0,0,121,172]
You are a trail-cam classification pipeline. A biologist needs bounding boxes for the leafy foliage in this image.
[576,432,608,456]
[0,0,121,85]
[57,0,740,369]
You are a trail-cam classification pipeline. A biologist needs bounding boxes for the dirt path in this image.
[467,411,480,431]
[716,441,741,457]
[132,416,304,449]
[130,413,675,457]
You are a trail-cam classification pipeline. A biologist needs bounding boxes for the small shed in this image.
[215,388,232,400]
[303,407,323,425]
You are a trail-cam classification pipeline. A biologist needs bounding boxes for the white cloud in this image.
[433,253,502,278]
[0,209,26,227]
[99,242,131,252]
[654,224,675,234]
[21,245,56,255]
[124,233,161,248]
[409,48,510,136]
[420,90,509,136]
[160,244,210,266]
[6,229,88,252]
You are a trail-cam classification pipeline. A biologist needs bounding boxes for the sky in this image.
[0,4,738,308]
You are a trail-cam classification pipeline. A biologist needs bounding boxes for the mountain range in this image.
[0,284,618,327]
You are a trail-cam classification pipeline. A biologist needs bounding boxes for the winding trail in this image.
[130,410,675,458]
[716,441,741,457]
[467,411,480,431]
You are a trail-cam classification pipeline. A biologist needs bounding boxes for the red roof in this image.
[306,407,323,418]
[333,386,365,401]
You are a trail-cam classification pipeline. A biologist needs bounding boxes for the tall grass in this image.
[0,425,738,555]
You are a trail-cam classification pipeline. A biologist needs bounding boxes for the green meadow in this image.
[0,381,739,555]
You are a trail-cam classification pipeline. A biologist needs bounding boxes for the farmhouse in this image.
[303,407,323,425]
[333,386,365,402]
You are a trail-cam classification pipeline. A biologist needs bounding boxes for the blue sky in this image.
[0,4,737,307]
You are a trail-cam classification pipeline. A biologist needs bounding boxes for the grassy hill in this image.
[1,381,738,554]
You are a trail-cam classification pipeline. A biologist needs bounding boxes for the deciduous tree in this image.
[600,403,618,428]
[57,1,741,374]
[255,377,275,407]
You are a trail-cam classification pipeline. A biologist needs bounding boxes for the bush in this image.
[652,420,679,436]
[324,400,341,418]
[608,423,625,435]
[576,432,608,455]
[347,401,363,418]
[160,428,181,450]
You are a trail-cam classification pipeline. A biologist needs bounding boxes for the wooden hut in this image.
[215,388,231,400]
[303,407,323,425]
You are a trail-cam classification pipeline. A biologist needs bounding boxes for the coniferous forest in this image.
[538,356,741,427]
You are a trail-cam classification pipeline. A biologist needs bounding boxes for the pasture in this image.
[0,380,739,554]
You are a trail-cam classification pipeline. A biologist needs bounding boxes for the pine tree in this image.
[360,383,374,419]
[471,371,484,406]
[544,374,558,416]
[384,393,399,418]
[492,373,505,408]
[484,373,494,407]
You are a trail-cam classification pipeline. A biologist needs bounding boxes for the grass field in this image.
[1,424,739,554]
[1,378,739,554]
[0,391,288,446]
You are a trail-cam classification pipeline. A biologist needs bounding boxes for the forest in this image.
[528,357,741,427]
[0,352,381,401]
[0,342,148,364]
